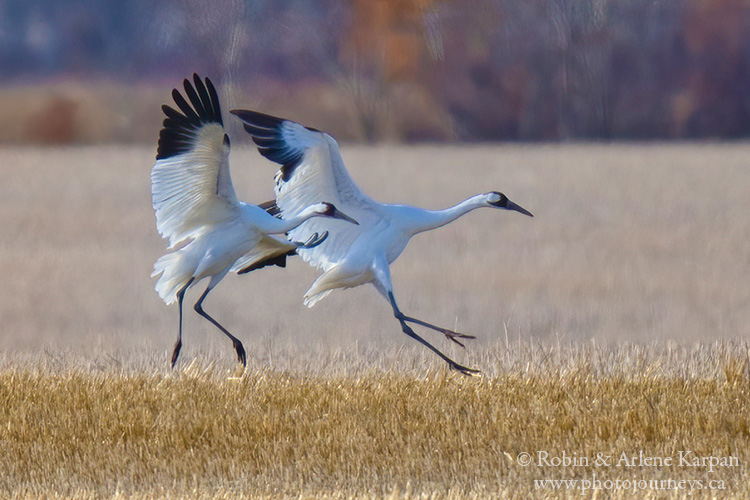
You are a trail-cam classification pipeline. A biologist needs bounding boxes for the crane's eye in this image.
[322,202,336,216]
[488,191,506,207]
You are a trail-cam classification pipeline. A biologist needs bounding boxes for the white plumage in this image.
[232,109,533,375]
[151,75,356,367]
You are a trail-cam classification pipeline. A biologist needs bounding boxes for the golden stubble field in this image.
[1,143,749,498]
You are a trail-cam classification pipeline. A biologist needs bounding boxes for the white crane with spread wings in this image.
[232,109,532,375]
[151,75,357,367]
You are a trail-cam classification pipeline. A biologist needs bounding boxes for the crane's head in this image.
[316,202,359,225]
[486,192,533,217]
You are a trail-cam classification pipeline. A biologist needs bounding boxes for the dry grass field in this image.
[1,143,749,498]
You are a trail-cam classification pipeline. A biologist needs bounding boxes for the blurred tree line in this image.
[2,0,749,142]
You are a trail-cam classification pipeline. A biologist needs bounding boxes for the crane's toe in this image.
[170,340,182,368]
[444,330,477,347]
[234,341,247,367]
[450,361,480,377]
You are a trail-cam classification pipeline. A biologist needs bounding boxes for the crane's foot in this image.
[171,340,182,368]
[449,361,480,377]
[399,313,477,347]
[397,319,479,376]
[295,231,329,249]
[441,329,476,348]
[233,340,247,367]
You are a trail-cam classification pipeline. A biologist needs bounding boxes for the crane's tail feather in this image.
[303,289,333,308]
[303,266,359,307]
[152,253,193,305]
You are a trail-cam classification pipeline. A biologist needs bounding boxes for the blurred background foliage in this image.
[1,0,749,143]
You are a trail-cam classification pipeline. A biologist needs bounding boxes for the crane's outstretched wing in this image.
[152,74,238,248]
[231,109,379,271]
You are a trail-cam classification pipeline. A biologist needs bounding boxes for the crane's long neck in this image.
[274,211,316,234]
[409,194,487,235]
[265,204,325,234]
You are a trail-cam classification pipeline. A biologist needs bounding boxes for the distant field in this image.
[1,144,749,498]
[1,143,748,353]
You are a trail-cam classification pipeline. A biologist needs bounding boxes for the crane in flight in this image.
[231,109,532,375]
[151,75,357,367]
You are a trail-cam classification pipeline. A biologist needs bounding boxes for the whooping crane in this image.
[231,109,533,375]
[151,75,357,367]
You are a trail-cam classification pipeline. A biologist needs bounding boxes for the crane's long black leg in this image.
[399,315,476,347]
[171,278,194,368]
[388,292,478,376]
[193,284,247,367]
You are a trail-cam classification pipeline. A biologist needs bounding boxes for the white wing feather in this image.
[152,76,239,248]
[231,110,379,271]
[152,126,238,248]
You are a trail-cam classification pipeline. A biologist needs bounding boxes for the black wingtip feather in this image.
[230,109,284,129]
[183,78,207,120]
[231,108,311,181]
[237,253,293,275]
[156,74,223,160]
[205,77,222,124]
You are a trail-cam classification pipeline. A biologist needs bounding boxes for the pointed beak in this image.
[331,208,359,225]
[508,200,533,217]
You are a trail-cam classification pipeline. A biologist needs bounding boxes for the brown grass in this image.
[1,143,749,498]
[1,342,749,499]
